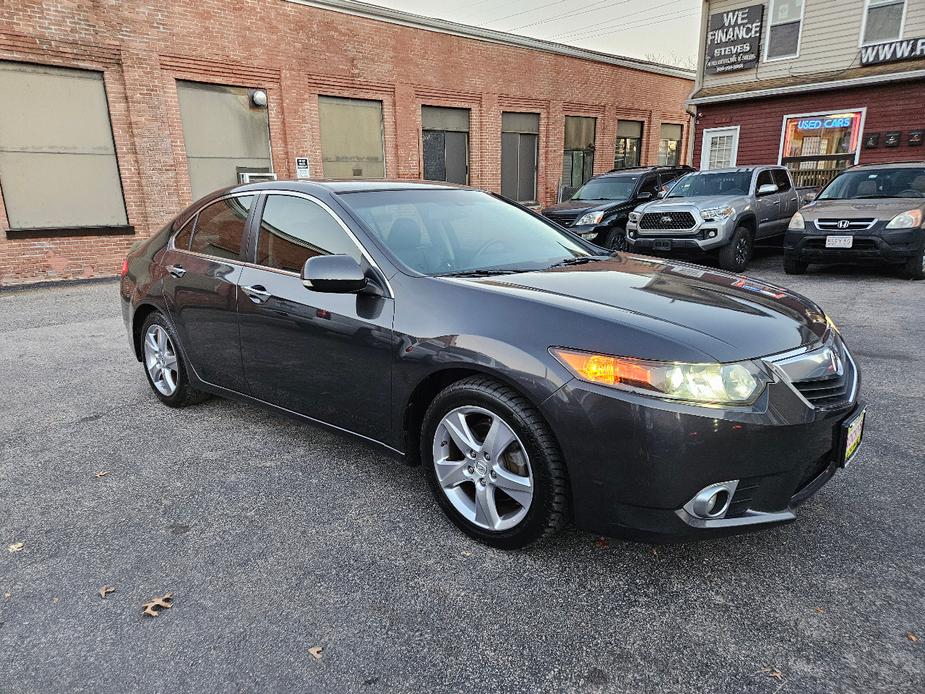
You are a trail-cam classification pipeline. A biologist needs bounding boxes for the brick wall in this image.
[692,81,925,169]
[0,0,693,285]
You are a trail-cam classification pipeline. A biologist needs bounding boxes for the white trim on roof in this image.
[283,0,695,80]
[688,68,925,105]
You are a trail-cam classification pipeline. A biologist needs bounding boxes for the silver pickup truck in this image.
[625,166,799,272]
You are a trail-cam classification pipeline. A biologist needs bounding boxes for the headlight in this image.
[576,211,605,226]
[550,348,767,405]
[885,209,923,229]
[788,212,805,230]
[700,206,734,221]
[628,211,641,223]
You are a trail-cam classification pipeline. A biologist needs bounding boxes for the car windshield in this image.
[817,167,925,200]
[339,189,595,276]
[667,171,753,198]
[571,176,638,201]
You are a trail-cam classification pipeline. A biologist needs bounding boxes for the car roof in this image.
[230,178,474,195]
[600,165,692,177]
[848,160,925,170]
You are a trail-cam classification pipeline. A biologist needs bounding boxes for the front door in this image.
[237,192,394,441]
[160,193,255,392]
[773,169,800,234]
[754,170,781,239]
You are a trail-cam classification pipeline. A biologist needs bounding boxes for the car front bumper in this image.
[784,227,922,264]
[540,345,862,541]
[626,215,735,252]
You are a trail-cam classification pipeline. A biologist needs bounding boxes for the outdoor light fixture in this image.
[251,89,268,108]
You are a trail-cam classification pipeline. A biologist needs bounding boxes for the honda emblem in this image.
[836,219,850,229]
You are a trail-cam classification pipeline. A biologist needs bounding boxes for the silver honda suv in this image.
[626,166,799,272]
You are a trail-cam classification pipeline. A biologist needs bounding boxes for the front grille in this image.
[814,218,876,231]
[544,212,577,227]
[791,354,855,409]
[640,211,696,230]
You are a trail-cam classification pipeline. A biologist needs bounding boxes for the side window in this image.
[772,169,793,192]
[659,171,680,190]
[756,170,775,191]
[256,195,361,273]
[638,175,660,196]
[173,216,195,250]
[188,195,254,260]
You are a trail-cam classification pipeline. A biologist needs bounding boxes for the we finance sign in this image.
[705,5,764,75]
[861,37,925,66]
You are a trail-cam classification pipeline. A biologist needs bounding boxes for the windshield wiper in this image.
[547,256,605,268]
[436,267,533,278]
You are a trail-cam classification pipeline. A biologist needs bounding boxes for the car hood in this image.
[801,198,925,218]
[542,200,627,216]
[463,255,828,362]
[638,195,745,213]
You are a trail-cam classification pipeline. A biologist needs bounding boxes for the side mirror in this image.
[801,191,817,204]
[302,254,368,293]
[656,190,668,199]
[638,191,653,200]
[757,183,779,196]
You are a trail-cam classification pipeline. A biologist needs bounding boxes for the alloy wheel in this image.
[432,406,534,532]
[735,235,750,266]
[143,324,179,396]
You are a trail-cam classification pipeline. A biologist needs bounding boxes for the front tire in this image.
[783,255,808,275]
[140,312,209,408]
[903,243,925,280]
[421,376,569,549]
[718,226,753,272]
[603,226,628,253]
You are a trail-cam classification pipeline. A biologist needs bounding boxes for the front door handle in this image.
[242,284,272,304]
[166,264,186,278]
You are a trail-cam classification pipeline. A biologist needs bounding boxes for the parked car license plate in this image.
[825,235,853,248]
[654,239,672,251]
[841,408,865,466]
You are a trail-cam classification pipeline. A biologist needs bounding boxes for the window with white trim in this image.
[862,0,906,45]
[765,0,804,60]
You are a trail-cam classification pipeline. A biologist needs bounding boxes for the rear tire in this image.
[903,244,925,280]
[718,226,753,273]
[140,311,210,408]
[421,376,569,549]
[783,256,808,275]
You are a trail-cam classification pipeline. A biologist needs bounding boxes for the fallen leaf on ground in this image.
[308,646,323,660]
[908,632,919,642]
[52,597,59,604]
[98,585,116,599]
[759,667,784,681]
[815,607,825,614]
[94,471,109,478]
[461,551,472,557]
[3,592,10,599]
[651,548,659,557]
[142,592,173,617]
[593,537,609,550]
[7,543,24,553]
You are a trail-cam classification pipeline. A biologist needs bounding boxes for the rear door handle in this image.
[241,284,272,304]
[166,264,186,278]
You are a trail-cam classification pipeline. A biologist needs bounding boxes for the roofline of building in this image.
[284,0,696,81]
[688,68,925,105]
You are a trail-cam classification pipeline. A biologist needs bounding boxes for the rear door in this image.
[754,169,781,239]
[160,193,256,392]
[236,192,394,441]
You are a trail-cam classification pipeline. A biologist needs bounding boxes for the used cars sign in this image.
[705,4,764,74]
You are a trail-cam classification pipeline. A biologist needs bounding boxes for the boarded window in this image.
[318,96,385,178]
[562,116,596,189]
[0,62,127,229]
[501,112,539,202]
[614,120,644,169]
[422,106,469,184]
[658,124,683,166]
[176,81,272,201]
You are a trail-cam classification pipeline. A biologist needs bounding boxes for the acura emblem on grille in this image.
[836,219,850,229]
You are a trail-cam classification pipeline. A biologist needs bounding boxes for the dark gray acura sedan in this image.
[120,180,865,549]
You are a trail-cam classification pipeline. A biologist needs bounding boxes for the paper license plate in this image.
[825,235,853,248]
[842,409,865,466]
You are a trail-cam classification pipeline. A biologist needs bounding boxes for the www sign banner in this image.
[861,37,925,66]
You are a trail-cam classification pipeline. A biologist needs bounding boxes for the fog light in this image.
[628,230,636,239]
[684,481,739,519]
[708,230,717,238]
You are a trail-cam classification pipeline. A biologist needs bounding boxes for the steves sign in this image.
[861,37,925,66]
[705,4,764,74]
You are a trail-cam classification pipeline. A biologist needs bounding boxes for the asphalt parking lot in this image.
[1,251,923,693]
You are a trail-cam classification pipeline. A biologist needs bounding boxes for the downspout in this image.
[686,0,711,167]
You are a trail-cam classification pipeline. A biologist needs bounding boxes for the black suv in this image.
[541,166,693,251]
[784,161,925,280]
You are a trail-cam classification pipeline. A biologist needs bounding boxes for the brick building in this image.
[689,0,925,186]
[0,0,694,285]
